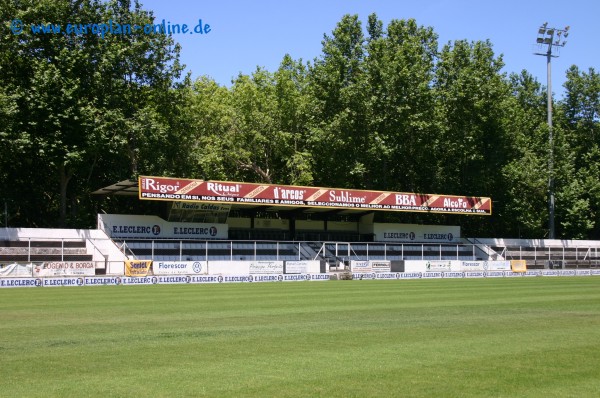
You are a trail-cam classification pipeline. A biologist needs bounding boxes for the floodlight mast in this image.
[534,23,569,240]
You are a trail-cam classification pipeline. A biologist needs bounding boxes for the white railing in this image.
[112,240,486,262]
[2,232,600,273]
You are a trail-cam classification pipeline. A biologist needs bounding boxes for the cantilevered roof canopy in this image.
[92,179,139,196]
[93,176,492,217]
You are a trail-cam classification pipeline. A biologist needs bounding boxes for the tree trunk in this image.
[236,160,272,183]
[59,163,73,227]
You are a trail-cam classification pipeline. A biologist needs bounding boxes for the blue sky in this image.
[141,0,598,99]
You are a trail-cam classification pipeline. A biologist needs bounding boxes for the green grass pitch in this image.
[1,277,599,397]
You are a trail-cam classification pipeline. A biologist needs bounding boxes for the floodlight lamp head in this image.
[565,25,570,31]
[537,38,544,43]
[543,22,548,27]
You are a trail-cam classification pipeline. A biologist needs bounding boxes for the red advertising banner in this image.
[138,176,492,215]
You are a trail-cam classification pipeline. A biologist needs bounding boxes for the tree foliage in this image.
[1,6,599,239]
[0,0,186,226]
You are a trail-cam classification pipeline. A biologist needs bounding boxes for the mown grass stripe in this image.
[0,277,599,397]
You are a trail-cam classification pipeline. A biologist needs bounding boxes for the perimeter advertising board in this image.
[460,261,512,271]
[370,260,391,273]
[249,261,284,274]
[34,262,95,277]
[403,260,511,273]
[125,260,152,277]
[153,261,207,275]
[284,261,307,274]
[284,261,321,274]
[0,278,39,288]
[0,263,33,277]
[460,261,486,271]
[3,269,600,288]
[425,260,453,272]
[350,261,372,273]
[511,260,527,273]
[138,176,492,215]
[349,260,391,274]
[42,277,85,287]
[487,261,512,271]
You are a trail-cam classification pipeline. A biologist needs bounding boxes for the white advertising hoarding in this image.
[153,261,208,275]
[0,278,39,288]
[350,260,371,273]
[405,260,510,273]
[249,261,284,274]
[487,261,511,271]
[463,261,513,271]
[42,277,85,287]
[34,262,95,277]
[98,214,228,239]
[208,261,250,275]
[84,277,122,286]
[461,261,486,271]
[370,260,391,273]
[404,260,462,273]
[285,261,321,274]
[0,263,33,277]
[373,223,460,243]
[425,260,453,272]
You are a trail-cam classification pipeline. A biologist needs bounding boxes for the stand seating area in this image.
[118,240,302,261]
[318,243,479,262]
[490,245,600,269]
[4,232,599,272]
[0,240,93,263]
[116,239,481,263]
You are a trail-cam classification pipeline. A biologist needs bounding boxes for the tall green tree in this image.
[188,61,313,186]
[307,14,369,188]
[0,0,187,226]
[274,55,313,186]
[433,39,511,235]
[186,76,235,181]
[364,15,438,193]
[433,40,509,194]
[2,6,599,239]
[556,66,600,238]
[501,71,551,237]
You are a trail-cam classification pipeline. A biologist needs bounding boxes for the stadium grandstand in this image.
[1,176,599,283]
